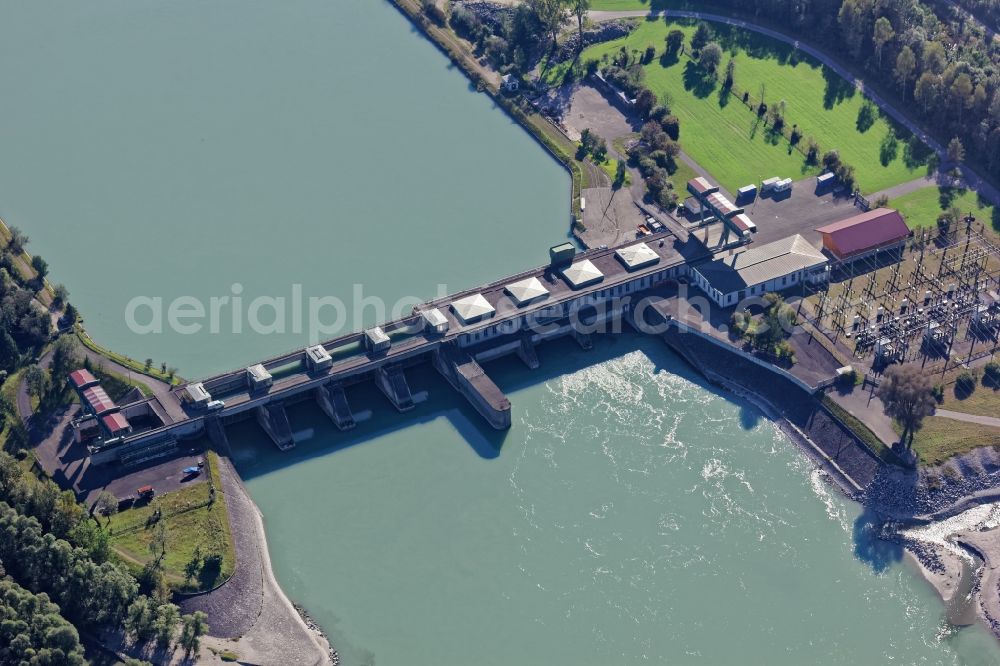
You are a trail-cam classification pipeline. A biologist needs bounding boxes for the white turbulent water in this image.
[234,336,1000,665]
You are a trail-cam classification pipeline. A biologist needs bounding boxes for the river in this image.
[2,1,999,664]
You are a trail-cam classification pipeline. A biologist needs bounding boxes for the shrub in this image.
[984,361,1000,389]
[836,368,858,388]
[955,370,978,398]
[931,383,945,403]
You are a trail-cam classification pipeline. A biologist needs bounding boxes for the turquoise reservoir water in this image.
[0,0,568,375]
[1,1,999,664]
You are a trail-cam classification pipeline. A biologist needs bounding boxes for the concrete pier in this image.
[256,404,294,451]
[315,384,356,430]
[573,330,593,350]
[376,364,415,412]
[433,344,511,430]
[516,335,540,369]
[206,415,232,456]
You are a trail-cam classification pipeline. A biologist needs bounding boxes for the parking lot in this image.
[29,403,208,507]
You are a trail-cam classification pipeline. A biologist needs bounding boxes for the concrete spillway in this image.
[376,365,415,412]
[315,384,356,430]
[257,403,294,451]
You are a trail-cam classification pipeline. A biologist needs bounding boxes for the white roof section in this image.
[451,293,496,324]
[247,363,272,382]
[185,382,211,403]
[694,234,827,295]
[420,307,448,328]
[561,259,604,289]
[365,326,389,345]
[504,277,550,306]
[615,243,660,271]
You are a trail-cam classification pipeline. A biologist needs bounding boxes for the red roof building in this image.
[101,412,131,437]
[816,208,910,261]
[68,368,99,390]
[82,386,117,416]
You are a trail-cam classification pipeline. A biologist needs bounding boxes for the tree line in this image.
[0,450,208,661]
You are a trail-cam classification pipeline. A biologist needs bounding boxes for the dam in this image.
[80,231,702,466]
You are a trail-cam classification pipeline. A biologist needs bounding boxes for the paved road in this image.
[589,8,1000,206]
[936,409,1000,429]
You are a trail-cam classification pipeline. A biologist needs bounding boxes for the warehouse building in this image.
[816,208,910,263]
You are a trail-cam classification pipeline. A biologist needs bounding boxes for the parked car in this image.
[137,485,155,501]
[206,399,225,411]
[182,466,201,477]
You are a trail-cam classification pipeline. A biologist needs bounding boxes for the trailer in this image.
[761,177,780,193]
[736,184,757,202]
[773,178,793,193]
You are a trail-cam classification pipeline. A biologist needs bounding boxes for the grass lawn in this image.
[108,452,235,591]
[889,185,1000,234]
[899,416,1000,466]
[553,20,931,193]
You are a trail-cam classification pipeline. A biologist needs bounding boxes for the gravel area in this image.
[179,457,334,665]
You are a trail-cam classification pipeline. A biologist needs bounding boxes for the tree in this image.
[179,611,209,657]
[30,254,48,281]
[635,87,657,116]
[665,29,684,55]
[125,595,157,643]
[947,137,966,165]
[144,358,153,372]
[528,0,567,49]
[838,0,875,59]
[950,73,974,124]
[613,159,627,188]
[149,520,169,567]
[7,226,29,254]
[872,16,894,70]
[922,40,946,75]
[691,21,711,51]
[724,58,735,87]
[571,0,589,48]
[154,602,180,648]
[53,283,69,307]
[661,115,680,141]
[49,335,81,385]
[877,364,936,447]
[184,546,203,585]
[94,490,119,526]
[24,364,50,401]
[62,303,79,326]
[893,45,915,96]
[699,42,723,73]
[913,72,941,115]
